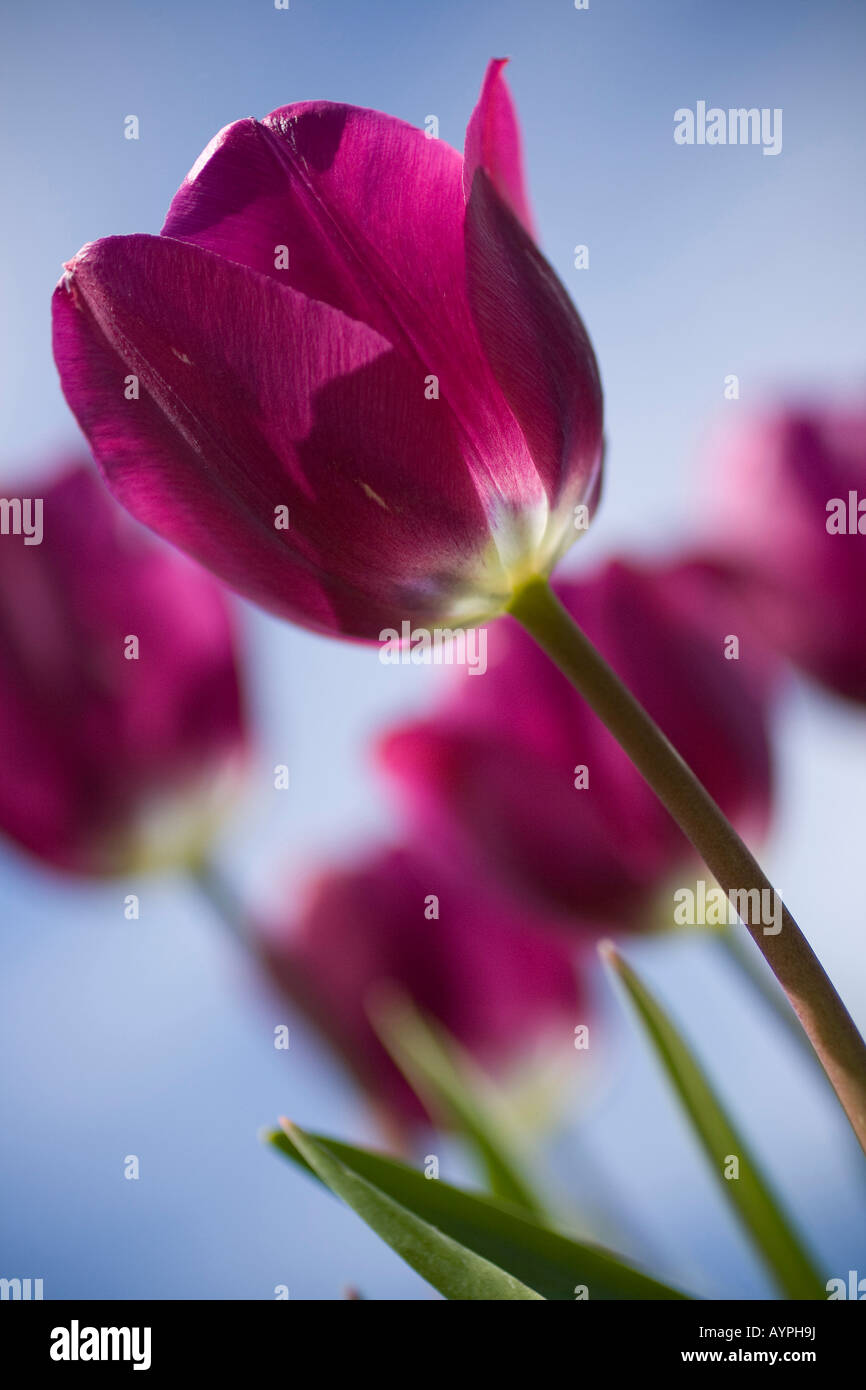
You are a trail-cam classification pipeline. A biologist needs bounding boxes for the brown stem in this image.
[509,575,866,1157]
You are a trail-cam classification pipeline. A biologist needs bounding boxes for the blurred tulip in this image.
[379,558,778,932]
[261,844,579,1125]
[702,406,866,702]
[52,60,602,641]
[0,464,247,875]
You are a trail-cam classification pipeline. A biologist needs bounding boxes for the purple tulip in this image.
[261,844,580,1125]
[0,464,247,875]
[702,406,866,702]
[52,60,602,641]
[378,558,778,932]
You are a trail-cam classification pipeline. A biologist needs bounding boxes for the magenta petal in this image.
[464,167,603,517]
[263,844,578,1126]
[0,464,246,876]
[462,59,602,520]
[464,58,536,239]
[161,103,532,488]
[53,234,499,638]
[705,408,866,702]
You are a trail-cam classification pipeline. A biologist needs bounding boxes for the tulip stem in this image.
[508,574,866,1158]
[189,856,254,953]
[189,858,409,1147]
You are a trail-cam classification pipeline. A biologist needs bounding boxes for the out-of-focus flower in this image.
[52,60,602,641]
[261,844,579,1125]
[0,464,247,876]
[378,558,778,932]
[702,406,866,702]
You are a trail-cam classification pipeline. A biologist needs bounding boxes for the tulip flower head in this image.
[379,558,778,932]
[0,464,247,876]
[262,843,580,1125]
[52,61,602,641]
[703,406,866,703]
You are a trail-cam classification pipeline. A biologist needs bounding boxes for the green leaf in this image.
[601,942,826,1300]
[369,988,547,1218]
[281,1121,543,1300]
[268,1122,689,1300]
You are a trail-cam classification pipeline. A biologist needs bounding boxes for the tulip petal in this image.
[53,234,506,638]
[161,103,536,504]
[704,409,866,701]
[463,58,536,239]
[464,166,603,528]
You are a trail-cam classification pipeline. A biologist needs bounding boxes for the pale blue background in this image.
[1,0,865,1299]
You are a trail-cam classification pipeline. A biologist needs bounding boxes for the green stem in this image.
[508,575,866,1158]
[189,856,253,952]
[189,858,414,1151]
